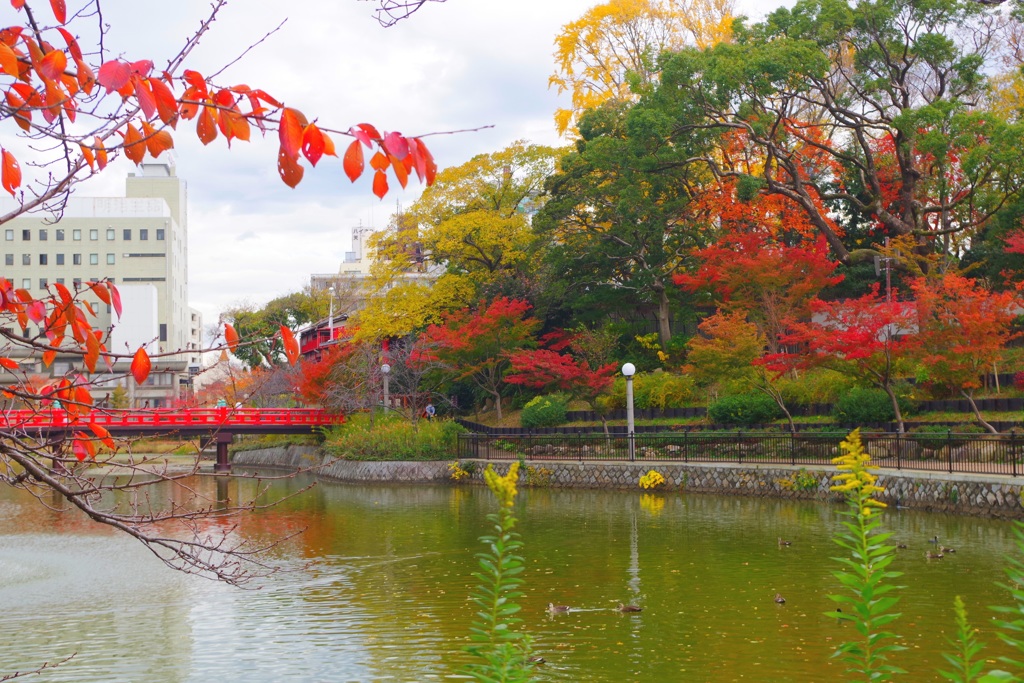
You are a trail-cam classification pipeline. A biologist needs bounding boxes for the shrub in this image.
[520,394,569,429]
[639,469,666,489]
[1015,371,1024,392]
[909,423,988,450]
[776,368,857,406]
[323,416,466,461]
[833,387,913,424]
[603,372,696,411]
[707,392,783,426]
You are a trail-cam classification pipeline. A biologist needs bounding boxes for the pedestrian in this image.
[425,402,436,420]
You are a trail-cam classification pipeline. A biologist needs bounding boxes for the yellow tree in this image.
[550,0,734,136]
[354,141,560,340]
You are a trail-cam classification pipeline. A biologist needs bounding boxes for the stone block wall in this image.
[229,448,1024,518]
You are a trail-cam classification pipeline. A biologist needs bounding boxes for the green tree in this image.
[223,291,321,368]
[537,101,708,349]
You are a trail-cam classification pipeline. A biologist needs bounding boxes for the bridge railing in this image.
[0,408,345,429]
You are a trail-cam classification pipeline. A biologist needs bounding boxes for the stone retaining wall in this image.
[230,447,1024,518]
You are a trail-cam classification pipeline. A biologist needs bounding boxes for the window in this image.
[106,228,115,240]
[140,229,149,241]
[160,324,168,342]
[39,229,47,241]
[89,229,98,241]
[56,278,64,284]
[21,278,30,289]
[21,229,29,241]
[73,253,81,265]
[39,278,47,289]
[123,229,131,240]
[4,229,12,241]
[4,254,11,266]
[89,253,98,265]
[38,254,47,265]
[56,254,64,265]
[72,229,81,240]
[156,229,165,241]
[56,229,64,241]
[106,253,115,265]
[72,277,81,287]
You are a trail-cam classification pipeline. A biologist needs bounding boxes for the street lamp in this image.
[327,285,336,345]
[381,362,391,412]
[622,362,636,461]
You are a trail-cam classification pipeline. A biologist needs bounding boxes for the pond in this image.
[0,473,1020,681]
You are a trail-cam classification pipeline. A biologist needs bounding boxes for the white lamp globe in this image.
[621,362,636,377]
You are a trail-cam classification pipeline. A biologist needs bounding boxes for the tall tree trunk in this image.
[962,389,998,435]
[657,288,672,350]
[883,384,905,434]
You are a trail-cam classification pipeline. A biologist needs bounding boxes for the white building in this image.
[2,162,201,407]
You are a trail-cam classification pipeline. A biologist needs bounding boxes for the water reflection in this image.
[0,476,1020,681]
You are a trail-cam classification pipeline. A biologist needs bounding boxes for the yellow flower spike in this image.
[829,429,886,509]
[483,462,520,508]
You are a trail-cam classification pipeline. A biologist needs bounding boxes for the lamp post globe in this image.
[381,363,391,412]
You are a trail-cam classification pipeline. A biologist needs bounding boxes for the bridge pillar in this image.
[214,432,233,473]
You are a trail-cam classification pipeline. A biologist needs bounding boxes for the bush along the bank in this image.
[520,394,569,429]
[833,387,913,424]
[707,392,783,426]
[323,416,466,461]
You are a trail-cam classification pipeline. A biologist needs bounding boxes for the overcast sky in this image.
[70,0,788,328]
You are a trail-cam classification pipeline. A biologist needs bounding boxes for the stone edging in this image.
[230,447,1024,518]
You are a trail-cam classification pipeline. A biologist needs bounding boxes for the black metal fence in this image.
[456,431,1024,477]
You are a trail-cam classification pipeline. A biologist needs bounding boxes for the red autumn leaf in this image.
[350,123,380,147]
[280,325,299,366]
[147,77,178,126]
[277,147,304,188]
[89,422,116,450]
[128,60,153,78]
[196,105,217,145]
[97,60,131,94]
[369,151,389,172]
[122,122,145,164]
[94,136,107,170]
[72,437,91,462]
[42,349,56,367]
[10,0,25,9]
[0,42,18,77]
[302,123,325,166]
[141,120,174,158]
[38,48,66,81]
[84,333,100,372]
[372,170,388,199]
[278,107,305,160]
[343,140,364,182]
[57,27,80,61]
[80,143,94,170]
[383,131,409,160]
[133,75,157,119]
[0,357,19,370]
[224,323,239,352]
[2,149,21,196]
[108,281,122,318]
[130,347,151,384]
[49,0,66,24]
[389,153,409,189]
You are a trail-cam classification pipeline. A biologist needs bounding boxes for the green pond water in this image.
[0,473,1020,682]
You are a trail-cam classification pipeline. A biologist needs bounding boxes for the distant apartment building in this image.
[1,162,202,407]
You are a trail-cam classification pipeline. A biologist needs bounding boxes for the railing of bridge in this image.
[0,408,345,429]
[457,430,1024,477]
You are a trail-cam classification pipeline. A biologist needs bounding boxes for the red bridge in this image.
[1,408,344,472]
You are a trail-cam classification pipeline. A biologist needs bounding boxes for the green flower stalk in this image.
[463,462,536,683]
[828,429,906,681]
